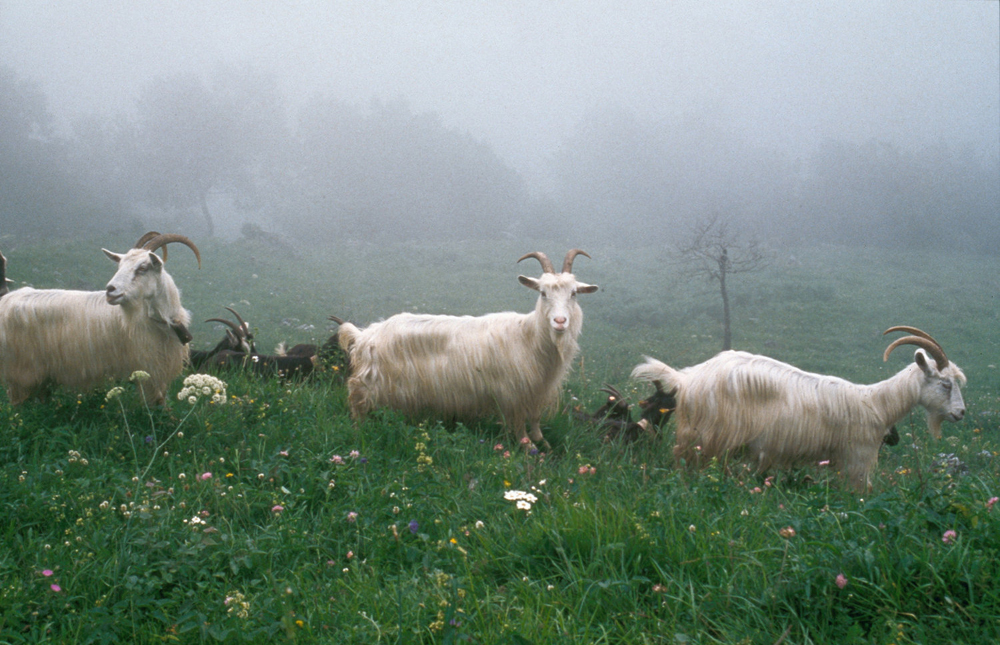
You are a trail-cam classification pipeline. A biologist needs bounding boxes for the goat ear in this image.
[148,252,164,271]
[103,249,122,263]
[914,349,934,376]
[518,275,540,291]
[576,282,599,294]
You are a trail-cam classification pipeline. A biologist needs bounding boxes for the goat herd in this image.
[0,232,968,491]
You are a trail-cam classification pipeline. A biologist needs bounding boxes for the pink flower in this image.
[836,573,848,589]
[347,511,358,523]
[779,526,796,539]
[751,487,762,494]
[987,497,999,512]
[818,460,830,467]
[50,584,61,592]
[349,450,360,459]
[520,437,531,445]
[272,505,284,513]
[330,455,344,465]
[493,443,504,452]
[942,529,957,545]
[41,569,53,577]
[200,472,212,481]
[346,550,354,559]
[279,450,289,457]
[503,451,510,459]
[578,465,589,475]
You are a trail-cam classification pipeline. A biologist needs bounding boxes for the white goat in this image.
[631,327,966,490]
[0,232,201,405]
[337,249,598,449]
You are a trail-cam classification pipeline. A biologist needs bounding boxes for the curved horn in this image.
[599,384,625,401]
[224,306,248,332]
[517,251,555,274]
[142,234,201,269]
[883,330,949,371]
[205,317,244,334]
[133,231,162,249]
[562,249,591,274]
[328,315,346,325]
[883,326,939,343]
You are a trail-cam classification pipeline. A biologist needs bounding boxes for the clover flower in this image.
[836,573,848,589]
[987,496,999,512]
[942,529,957,545]
[779,526,796,539]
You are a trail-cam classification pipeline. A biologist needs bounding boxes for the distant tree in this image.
[132,65,287,236]
[676,213,770,351]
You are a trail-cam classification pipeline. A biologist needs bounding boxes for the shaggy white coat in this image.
[0,247,192,405]
[632,348,966,490]
[339,268,597,448]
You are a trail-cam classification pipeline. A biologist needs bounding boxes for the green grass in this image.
[0,236,998,643]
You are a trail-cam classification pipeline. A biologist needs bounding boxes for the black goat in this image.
[189,307,256,369]
[576,383,677,443]
[207,349,318,379]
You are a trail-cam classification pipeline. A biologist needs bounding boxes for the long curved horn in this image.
[517,251,555,274]
[205,317,244,334]
[883,326,939,343]
[224,306,248,332]
[599,384,625,401]
[562,249,591,274]
[133,231,162,249]
[328,315,346,325]
[142,234,201,269]
[883,330,949,371]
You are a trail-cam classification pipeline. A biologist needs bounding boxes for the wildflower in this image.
[177,373,227,405]
[520,437,531,445]
[330,455,344,465]
[494,443,504,451]
[836,573,848,589]
[42,569,53,577]
[987,496,999,512]
[818,460,830,466]
[279,450,289,457]
[50,584,61,592]
[105,386,125,401]
[349,450,360,459]
[942,529,957,544]
[688,525,696,533]
[347,511,358,523]
[129,370,150,382]
[409,520,419,534]
[779,526,796,539]
[200,472,212,481]
[272,505,284,513]
[295,620,304,628]
[475,520,485,529]
[346,550,354,559]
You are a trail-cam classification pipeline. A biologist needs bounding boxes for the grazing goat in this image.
[0,233,201,405]
[575,383,676,443]
[338,249,598,449]
[207,348,318,379]
[631,327,966,490]
[190,307,256,369]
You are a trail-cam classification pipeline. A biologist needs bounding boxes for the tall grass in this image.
[0,236,998,643]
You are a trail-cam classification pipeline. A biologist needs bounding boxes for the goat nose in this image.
[554,316,567,325]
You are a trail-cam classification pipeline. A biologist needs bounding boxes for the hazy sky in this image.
[1,1,997,175]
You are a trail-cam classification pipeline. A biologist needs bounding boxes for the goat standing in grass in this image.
[0,233,200,405]
[631,327,966,490]
[337,249,598,450]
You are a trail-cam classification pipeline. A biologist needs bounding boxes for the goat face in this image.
[103,248,165,307]
[518,272,598,336]
[913,349,967,438]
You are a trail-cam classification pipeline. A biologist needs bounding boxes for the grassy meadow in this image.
[1,234,999,644]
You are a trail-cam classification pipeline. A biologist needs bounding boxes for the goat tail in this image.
[337,322,361,354]
[631,355,686,393]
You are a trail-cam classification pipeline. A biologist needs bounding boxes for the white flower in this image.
[106,386,125,401]
[129,370,151,382]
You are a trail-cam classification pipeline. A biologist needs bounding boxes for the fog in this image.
[1,1,997,249]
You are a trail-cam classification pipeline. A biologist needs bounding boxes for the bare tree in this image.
[676,214,770,351]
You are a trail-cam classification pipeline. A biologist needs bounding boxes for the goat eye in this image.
[942,381,953,391]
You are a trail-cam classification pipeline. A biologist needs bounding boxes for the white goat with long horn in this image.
[0,232,201,405]
[337,249,598,450]
[631,326,966,490]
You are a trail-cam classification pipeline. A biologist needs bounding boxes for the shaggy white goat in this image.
[0,232,201,405]
[338,249,598,449]
[631,327,966,490]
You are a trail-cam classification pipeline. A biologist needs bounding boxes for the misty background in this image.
[0,1,997,251]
